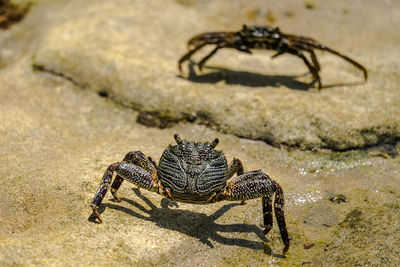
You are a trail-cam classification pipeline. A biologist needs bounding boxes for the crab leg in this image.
[109,175,124,202]
[293,45,321,74]
[319,45,368,80]
[287,47,322,89]
[179,32,237,73]
[226,158,247,204]
[289,35,367,80]
[227,158,244,178]
[262,195,273,234]
[309,50,321,72]
[215,170,290,254]
[198,46,221,71]
[270,182,288,254]
[178,43,207,72]
[91,163,120,222]
[110,151,157,202]
[90,154,158,222]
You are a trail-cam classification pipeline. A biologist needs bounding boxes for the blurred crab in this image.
[178,24,368,89]
[91,134,290,254]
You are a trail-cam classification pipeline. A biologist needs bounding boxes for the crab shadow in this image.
[178,61,312,90]
[179,61,363,90]
[90,188,285,258]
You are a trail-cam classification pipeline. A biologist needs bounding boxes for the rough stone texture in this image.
[32,0,400,150]
[1,0,400,266]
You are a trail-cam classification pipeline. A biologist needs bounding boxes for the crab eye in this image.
[174,133,183,145]
[211,138,219,148]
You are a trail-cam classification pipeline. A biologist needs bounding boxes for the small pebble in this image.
[304,242,315,249]
[329,194,347,203]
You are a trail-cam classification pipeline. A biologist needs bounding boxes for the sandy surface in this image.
[1,0,400,266]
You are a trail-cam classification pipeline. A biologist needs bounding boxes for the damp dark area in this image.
[134,109,400,156]
[136,111,178,129]
[97,91,108,98]
[0,0,30,30]
[30,64,400,155]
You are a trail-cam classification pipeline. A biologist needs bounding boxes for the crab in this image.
[91,134,290,254]
[178,24,368,89]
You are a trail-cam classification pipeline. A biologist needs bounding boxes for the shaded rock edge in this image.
[32,64,400,152]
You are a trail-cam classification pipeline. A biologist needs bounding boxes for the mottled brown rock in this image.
[32,0,400,150]
[1,0,400,266]
[0,0,30,30]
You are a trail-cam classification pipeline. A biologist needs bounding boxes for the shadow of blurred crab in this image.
[180,61,364,91]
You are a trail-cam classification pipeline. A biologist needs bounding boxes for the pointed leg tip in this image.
[317,80,323,90]
[262,227,272,235]
[283,243,290,255]
[111,192,122,202]
[178,63,183,73]
[91,205,103,223]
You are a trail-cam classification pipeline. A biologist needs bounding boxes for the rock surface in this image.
[32,0,400,150]
[1,0,400,266]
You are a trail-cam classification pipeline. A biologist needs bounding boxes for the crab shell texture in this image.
[158,135,225,203]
